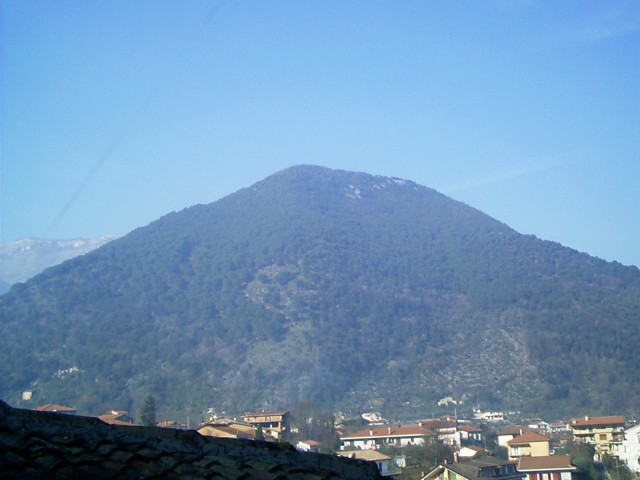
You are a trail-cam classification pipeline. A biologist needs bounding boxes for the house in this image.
[498,426,536,448]
[33,404,77,415]
[459,445,491,458]
[296,440,321,453]
[98,410,137,425]
[197,417,269,440]
[507,431,551,460]
[570,415,625,460]
[157,420,189,430]
[517,454,576,480]
[459,425,483,445]
[362,412,388,425]
[527,421,550,435]
[549,422,571,435]
[243,410,291,440]
[474,410,505,422]
[340,425,434,450]
[620,424,640,475]
[418,418,460,446]
[422,457,525,480]
[337,449,394,477]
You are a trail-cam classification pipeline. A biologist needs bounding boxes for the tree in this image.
[602,454,633,480]
[254,424,265,441]
[139,395,157,426]
[569,443,599,480]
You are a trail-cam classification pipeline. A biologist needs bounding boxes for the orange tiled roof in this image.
[342,425,432,439]
[459,425,482,432]
[518,455,576,471]
[34,404,76,412]
[570,416,624,427]
[507,431,551,445]
[419,419,457,429]
[98,411,137,426]
[498,425,534,436]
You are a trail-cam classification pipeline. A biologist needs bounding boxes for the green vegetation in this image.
[1,165,639,420]
[139,395,157,426]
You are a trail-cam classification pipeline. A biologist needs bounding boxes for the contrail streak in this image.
[45,92,155,236]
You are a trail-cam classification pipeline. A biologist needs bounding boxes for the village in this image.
[28,400,640,480]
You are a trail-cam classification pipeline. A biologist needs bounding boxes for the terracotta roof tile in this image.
[33,404,77,413]
[570,416,624,427]
[518,455,576,471]
[507,431,551,445]
[498,425,534,436]
[459,425,482,432]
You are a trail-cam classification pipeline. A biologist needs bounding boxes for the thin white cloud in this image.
[567,8,640,43]
[440,162,546,194]
[543,4,640,47]
[439,150,586,195]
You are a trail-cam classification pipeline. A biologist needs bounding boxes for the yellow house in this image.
[243,410,291,440]
[570,415,625,460]
[507,431,551,460]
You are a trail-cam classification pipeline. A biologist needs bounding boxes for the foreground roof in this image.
[424,458,524,480]
[0,400,380,479]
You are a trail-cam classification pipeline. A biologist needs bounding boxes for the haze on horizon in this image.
[1,1,639,267]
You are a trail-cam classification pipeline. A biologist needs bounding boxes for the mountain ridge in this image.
[1,165,638,420]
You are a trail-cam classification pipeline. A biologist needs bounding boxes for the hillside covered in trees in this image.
[1,165,639,420]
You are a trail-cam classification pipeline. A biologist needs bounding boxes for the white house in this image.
[498,426,535,448]
[459,445,490,458]
[337,450,393,476]
[418,418,461,446]
[459,424,483,445]
[340,425,433,449]
[620,424,640,475]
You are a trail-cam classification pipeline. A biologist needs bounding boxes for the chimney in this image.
[388,426,391,435]
[370,429,373,436]
[585,416,589,421]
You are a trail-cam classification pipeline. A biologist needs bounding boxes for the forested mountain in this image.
[1,165,639,421]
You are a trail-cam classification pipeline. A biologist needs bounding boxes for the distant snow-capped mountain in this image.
[0,236,119,293]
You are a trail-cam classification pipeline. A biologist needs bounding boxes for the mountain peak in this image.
[1,166,638,419]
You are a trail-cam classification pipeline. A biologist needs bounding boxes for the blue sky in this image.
[2,1,639,267]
